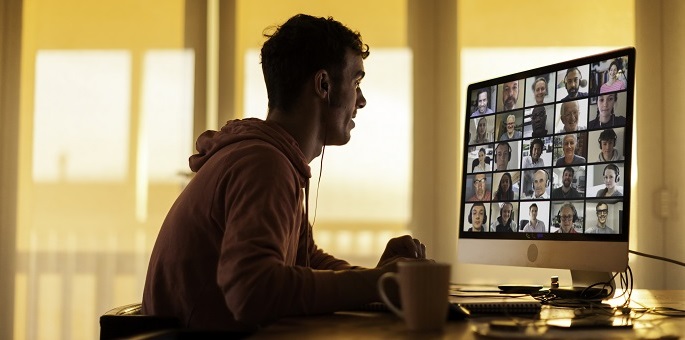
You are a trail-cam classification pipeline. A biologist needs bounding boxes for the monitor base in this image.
[555,270,616,300]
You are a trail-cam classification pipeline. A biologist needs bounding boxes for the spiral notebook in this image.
[449,292,541,314]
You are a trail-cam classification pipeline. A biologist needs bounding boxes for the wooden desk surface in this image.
[252,290,685,339]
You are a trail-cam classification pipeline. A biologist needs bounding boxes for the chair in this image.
[471,156,491,172]
[99,302,180,340]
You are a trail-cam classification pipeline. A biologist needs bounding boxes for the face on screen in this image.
[500,203,513,222]
[499,174,511,192]
[601,139,616,160]
[563,135,576,157]
[534,79,547,104]
[531,142,542,162]
[560,206,575,230]
[561,102,580,131]
[565,69,582,97]
[562,169,573,188]
[477,118,487,135]
[495,144,509,170]
[529,205,538,220]
[531,107,547,132]
[471,205,485,229]
[506,116,516,134]
[597,203,608,226]
[477,91,488,114]
[597,94,616,120]
[603,168,618,189]
[502,81,519,110]
[473,174,487,199]
[533,170,547,197]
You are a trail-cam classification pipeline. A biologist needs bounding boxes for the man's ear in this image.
[315,70,329,99]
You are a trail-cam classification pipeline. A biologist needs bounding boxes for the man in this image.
[471,88,494,116]
[142,14,427,332]
[490,202,517,232]
[522,203,546,233]
[598,128,624,161]
[494,142,511,171]
[551,167,581,199]
[522,138,544,169]
[531,169,550,199]
[556,203,578,233]
[501,80,520,110]
[585,202,616,234]
[530,106,548,137]
[499,114,522,140]
[468,173,492,201]
[555,134,586,166]
[467,202,487,232]
[557,100,586,133]
[561,67,588,101]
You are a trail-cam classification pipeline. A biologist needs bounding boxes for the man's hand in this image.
[376,235,427,268]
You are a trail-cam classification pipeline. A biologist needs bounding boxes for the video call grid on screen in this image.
[461,48,634,241]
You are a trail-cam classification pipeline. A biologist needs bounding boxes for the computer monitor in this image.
[458,48,635,295]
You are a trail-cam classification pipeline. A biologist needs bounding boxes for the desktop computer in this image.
[457,48,635,298]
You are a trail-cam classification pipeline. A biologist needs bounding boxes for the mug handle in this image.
[378,272,403,318]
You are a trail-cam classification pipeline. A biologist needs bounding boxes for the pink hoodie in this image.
[142,118,382,332]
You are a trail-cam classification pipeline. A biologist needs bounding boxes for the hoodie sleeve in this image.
[215,143,382,326]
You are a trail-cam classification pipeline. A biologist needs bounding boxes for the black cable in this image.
[629,249,685,267]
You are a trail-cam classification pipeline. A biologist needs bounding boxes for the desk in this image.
[251,290,685,339]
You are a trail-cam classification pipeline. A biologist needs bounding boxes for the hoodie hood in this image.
[189,118,311,179]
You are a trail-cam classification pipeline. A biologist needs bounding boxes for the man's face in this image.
[531,109,546,132]
[472,205,485,228]
[562,169,573,188]
[325,50,367,146]
[529,206,538,220]
[501,204,512,221]
[531,143,542,162]
[506,116,516,133]
[563,135,576,158]
[477,92,488,113]
[502,81,519,110]
[533,170,547,196]
[598,94,616,118]
[596,204,608,226]
[565,70,581,97]
[604,169,618,189]
[561,102,580,132]
[560,206,575,229]
[601,139,616,159]
[473,174,487,199]
[495,144,509,169]
[534,80,546,104]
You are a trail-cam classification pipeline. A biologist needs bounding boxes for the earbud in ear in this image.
[322,82,329,91]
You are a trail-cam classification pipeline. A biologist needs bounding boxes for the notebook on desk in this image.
[450,292,541,314]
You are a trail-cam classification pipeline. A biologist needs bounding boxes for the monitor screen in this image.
[457,48,635,279]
